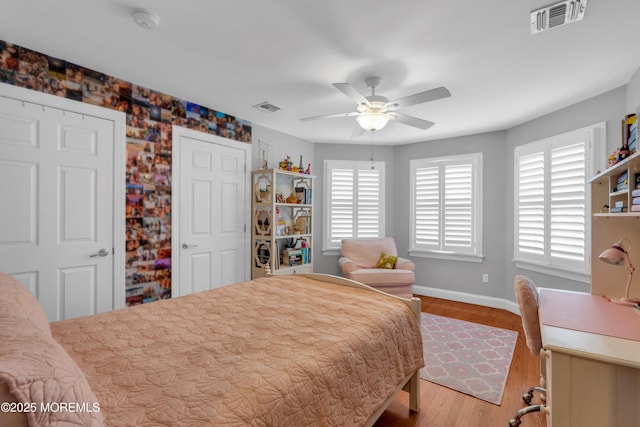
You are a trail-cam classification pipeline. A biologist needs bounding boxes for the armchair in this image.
[339,237,415,298]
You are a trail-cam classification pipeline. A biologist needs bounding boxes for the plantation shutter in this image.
[411,153,482,257]
[516,150,546,262]
[550,141,586,266]
[414,166,440,248]
[443,163,473,251]
[324,160,385,250]
[357,168,381,238]
[329,168,354,246]
[514,128,592,274]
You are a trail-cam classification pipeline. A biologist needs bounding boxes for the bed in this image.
[0,272,424,426]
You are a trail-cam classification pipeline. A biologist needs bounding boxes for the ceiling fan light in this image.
[356,112,390,131]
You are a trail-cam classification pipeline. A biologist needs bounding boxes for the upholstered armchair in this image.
[338,237,415,298]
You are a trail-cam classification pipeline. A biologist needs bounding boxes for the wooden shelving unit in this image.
[588,150,640,298]
[251,169,314,278]
[588,150,640,214]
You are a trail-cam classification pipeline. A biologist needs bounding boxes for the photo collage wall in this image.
[0,39,252,306]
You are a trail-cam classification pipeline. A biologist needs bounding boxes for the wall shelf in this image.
[593,212,640,218]
[589,149,640,299]
[587,150,640,183]
[609,189,628,197]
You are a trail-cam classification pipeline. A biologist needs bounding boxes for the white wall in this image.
[312,143,395,276]
[626,68,640,113]
[250,124,314,172]
[504,86,627,300]
[393,132,509,300]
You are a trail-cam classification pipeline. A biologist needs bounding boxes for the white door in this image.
[174,127,249,296]
[0,92,117,321]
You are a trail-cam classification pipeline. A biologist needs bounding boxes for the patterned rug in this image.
[419,313,518,405]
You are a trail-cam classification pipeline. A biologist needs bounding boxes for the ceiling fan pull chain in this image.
[370,131,375,169]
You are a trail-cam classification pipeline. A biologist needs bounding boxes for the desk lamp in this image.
[599,238,637,306]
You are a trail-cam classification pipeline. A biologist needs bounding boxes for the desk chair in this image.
[510,275,547,426]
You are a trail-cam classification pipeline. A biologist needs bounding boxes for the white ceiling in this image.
[1,0,639,145]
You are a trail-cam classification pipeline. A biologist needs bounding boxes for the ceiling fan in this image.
[300,77,451,137]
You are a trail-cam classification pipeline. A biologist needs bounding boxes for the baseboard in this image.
[413,285,520,315]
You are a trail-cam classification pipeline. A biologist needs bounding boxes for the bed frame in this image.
[298,273,421,424]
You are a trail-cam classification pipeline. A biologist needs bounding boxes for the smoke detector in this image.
[530,0,587,34]
[132,10,160,30]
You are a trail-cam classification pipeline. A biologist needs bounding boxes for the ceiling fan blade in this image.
[333,83,371,106]
[350,124,366,138]
[300,111,359,122]
[387,86,451,109]
[392,112,435,130]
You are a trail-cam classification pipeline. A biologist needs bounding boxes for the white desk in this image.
[538,288,640,427]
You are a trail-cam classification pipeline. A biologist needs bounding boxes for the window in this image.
[410,153,483,261]
[323,160,385,251]
[514,123,605,280]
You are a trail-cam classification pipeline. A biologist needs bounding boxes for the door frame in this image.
[0,83,127,310]
[171,126,251,297]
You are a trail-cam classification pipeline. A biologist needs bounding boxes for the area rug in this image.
[419,313,518,405]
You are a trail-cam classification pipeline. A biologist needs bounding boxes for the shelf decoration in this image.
[609,112,639,168]
[258,139,269,169]
[278,154,311,174]
[632,188,640,213]
[279,155,293,171]
[622,113,637,153]
[294,209,312,234]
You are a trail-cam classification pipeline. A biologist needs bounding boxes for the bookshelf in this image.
[251,169,314,278]
[588,149,640,216]
[587,149,640,299]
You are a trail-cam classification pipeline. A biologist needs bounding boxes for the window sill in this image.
[513,260,590,284]
[322,248,341,256]
[409,250,484,263]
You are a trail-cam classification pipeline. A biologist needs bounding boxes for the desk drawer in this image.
[546,349,640,427]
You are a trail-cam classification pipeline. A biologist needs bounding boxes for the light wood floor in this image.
[374,295,547,427]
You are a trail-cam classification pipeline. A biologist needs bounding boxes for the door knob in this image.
[89,248,109,258]
[182,243,199,249]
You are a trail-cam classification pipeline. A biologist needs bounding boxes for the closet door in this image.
[174,127,249,296]
[0,94,116,321]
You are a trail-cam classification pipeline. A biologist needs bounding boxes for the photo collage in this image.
[0,39,253,306]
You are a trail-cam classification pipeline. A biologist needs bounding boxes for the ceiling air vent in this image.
[252,101,281,113]
[530,0,587,34]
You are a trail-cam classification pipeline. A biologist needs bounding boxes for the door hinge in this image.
[244,224,247,232]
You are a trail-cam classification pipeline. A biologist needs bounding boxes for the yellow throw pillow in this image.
[376,252,398,269]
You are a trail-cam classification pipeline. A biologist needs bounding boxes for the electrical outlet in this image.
[482,273,489,283]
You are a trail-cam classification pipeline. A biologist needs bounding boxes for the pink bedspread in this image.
[50,276,424,426]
